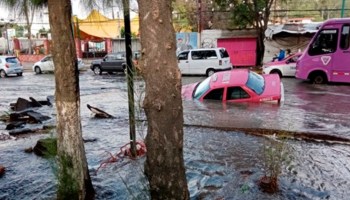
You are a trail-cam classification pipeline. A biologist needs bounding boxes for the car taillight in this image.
[219,60,222,65]
[5,63,9,68]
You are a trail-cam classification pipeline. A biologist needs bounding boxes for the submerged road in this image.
[1,68,350,199]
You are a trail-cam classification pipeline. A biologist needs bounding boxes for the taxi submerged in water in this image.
[181,69,284,103]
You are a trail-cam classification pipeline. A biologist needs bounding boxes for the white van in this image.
[177,48,232,76]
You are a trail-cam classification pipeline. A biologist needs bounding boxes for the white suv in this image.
[177,48,232,76]
[0,56,23,78]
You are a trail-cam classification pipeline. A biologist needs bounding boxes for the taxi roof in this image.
[209,69,249,88]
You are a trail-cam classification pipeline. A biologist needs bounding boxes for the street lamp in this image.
[341,0,346,18]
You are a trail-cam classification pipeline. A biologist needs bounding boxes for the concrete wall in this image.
[201,29,257,48]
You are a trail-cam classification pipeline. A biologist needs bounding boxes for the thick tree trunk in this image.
[137,0,189,199]
[47,0,95,199]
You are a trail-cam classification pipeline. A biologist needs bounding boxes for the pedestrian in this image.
[272,48,285,62]
[286,49,292,57]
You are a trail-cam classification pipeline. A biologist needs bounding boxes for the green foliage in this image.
[121,26,125,38]
[31,0,48,6]
[40,137,57,158]
[38,27,49,33]
[231,3,253,29]
[261,134,293,178]
[173,0,197,32]
[57,154,79,200]
[240,183,250,193]
[131,32,138,38]
[13,24,25,37]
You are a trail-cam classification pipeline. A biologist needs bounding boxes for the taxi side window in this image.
[288,55,300,63]
[203,88,224,100]
[227,87,250,100]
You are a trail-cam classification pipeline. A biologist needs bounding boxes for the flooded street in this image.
[1,70,350,199]
[183,77,350,138]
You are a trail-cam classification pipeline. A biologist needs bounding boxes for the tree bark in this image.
[253,0,273,65]
[23,0,33,54]
[137,0,189,199]
[47,0,95,199]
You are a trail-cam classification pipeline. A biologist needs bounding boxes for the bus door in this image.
[332,24,350,82]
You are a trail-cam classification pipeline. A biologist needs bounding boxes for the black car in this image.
[90,51,140,75]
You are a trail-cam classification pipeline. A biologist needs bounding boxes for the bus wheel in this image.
[311,73,327,84]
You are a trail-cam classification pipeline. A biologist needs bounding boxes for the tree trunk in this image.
[137,0,189,199]
[47,0,95,199]
[23,0,33,54]
[256,28,265,66]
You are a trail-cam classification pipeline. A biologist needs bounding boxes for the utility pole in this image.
[5,23,10,55]
[341,0,346,18]
[198,0,202,48]
[123,0,137,157]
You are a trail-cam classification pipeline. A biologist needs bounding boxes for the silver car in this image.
[32,55,85,74]
[0,56,23,78]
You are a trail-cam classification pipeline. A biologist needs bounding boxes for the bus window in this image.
[340,25,350,50]
[308,29,338,56]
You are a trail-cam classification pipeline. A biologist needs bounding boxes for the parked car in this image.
[32,55,85,74]
[262,53,302,77]
[90,51,140,75]
[182,69,284,103]
[0,56,23,78]
[177,48,232,77]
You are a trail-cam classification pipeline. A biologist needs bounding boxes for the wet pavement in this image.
[1,69,350,199]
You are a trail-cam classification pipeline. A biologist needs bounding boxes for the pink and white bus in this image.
[296,18,350,84]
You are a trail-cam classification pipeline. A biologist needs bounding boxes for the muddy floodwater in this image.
[1,70,350,199]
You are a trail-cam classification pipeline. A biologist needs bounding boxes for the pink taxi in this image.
[182,69,284,103]
[262,53,302,77]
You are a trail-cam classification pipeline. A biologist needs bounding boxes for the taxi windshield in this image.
[193,77,211,99]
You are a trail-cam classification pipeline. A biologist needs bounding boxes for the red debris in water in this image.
[95,141,147,174]
[0,165,5,177]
